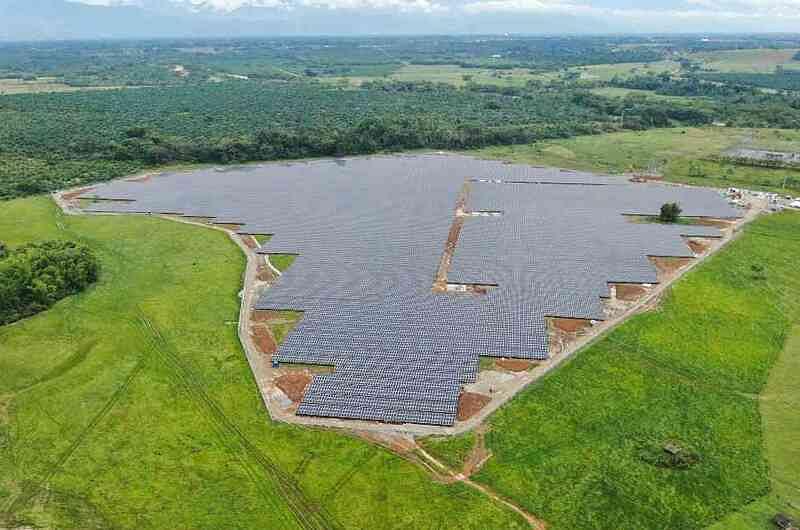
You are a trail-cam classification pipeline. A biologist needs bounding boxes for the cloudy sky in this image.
[9,0,797,38]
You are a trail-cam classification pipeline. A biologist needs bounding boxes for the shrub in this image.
[659,202,683,223]
[0,241,6,259]
[0,240,99,325]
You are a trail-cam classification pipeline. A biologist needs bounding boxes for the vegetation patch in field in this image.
[0,240,99,325]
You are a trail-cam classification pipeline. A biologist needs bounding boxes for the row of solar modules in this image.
[297,402,457,427]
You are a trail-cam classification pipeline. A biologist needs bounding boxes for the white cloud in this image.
[461,0,800,19]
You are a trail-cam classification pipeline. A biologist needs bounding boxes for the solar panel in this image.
[79,154,741,426]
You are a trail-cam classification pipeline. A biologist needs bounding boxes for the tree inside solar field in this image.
[659,202,682,223]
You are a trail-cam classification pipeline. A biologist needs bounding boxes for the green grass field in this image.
[710,324,800,529]
[425,211,800,529]
[690,49,800,73]
[573,60,681,81]
[0,197,526,529]
[477,127,800,195]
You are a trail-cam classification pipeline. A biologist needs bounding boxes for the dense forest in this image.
[1,35,800,199]
[0,79,721,199]
[0,240,99,325]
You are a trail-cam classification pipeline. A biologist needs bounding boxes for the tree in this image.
[659,202,683,223]
[0,241,6,259]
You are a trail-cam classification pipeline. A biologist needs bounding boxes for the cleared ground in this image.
[422,211,800,529]
[0,197,526,529]
[478,127,800,195]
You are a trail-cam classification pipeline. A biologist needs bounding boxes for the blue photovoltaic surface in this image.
[79,154,740,426]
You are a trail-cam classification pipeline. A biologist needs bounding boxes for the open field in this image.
[0,197,526,529]
[423,211,800,529]
[0,78,124,95]
[321,63,557,87]
[589,86,698,103]
[478,127,800,195]
[710,324,800,529]
[690,49,800,73]
[573,60,681,81]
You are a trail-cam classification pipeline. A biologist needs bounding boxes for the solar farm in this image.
[78,154,741,428]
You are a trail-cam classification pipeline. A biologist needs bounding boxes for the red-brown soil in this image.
[275,372,312,403]
[649,256,693,280]
[614,283,649,302]
[690,217,735,229]
[495,358,533,372]
[251,310,281,323]
[686,238,712,254]
[252,326,277,354]
[457,392,491,421]
[62,187,95,201]
[551,317,593,333]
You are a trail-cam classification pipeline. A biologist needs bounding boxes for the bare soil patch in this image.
[690,217,736,229]
[251,310,284,323]
[649,256,694,281]
[242,235,258,249]
[275,372,312,403]
[495,358,534,372]
[614,283,649,301]
[552,317,593,333]
[686,238,712,255]
[251,326,277,354]
[61,187,95,201]
[458,392,491,421]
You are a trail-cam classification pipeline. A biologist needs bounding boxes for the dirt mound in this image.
[458,392,491,421]
[252,326,277,354]
[275,372,312,403]
[495,358,533,372]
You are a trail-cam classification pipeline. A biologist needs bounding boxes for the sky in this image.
[68,0,800,20]
[6,0,799,39]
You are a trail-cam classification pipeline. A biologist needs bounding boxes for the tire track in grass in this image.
[1,347,149,518]
[135,312,339,530]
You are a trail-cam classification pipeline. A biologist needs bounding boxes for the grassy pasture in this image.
[0,78,123,95]
[424,211,800,529]
[710,325,800,529]
[572,60,681,81]
[690,49,800,73]
[0,197,526,529]
[477,127,800,195]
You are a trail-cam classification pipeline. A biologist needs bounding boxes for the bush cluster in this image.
[0,240,99,325]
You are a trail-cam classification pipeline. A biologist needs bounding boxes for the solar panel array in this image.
[79,154,741,426]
